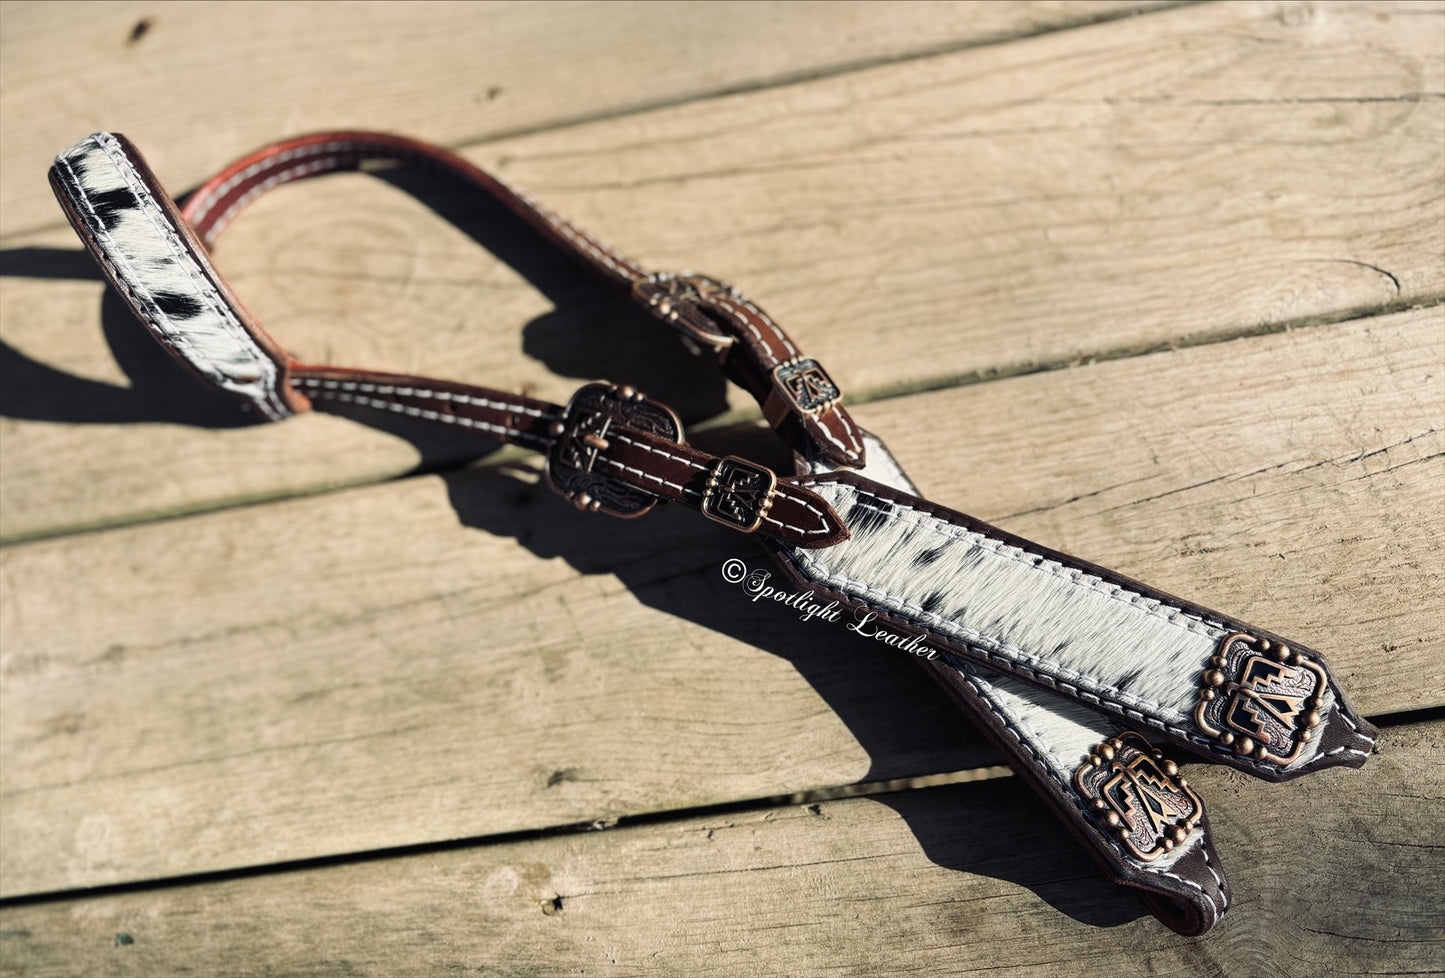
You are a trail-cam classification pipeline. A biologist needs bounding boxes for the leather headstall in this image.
[50,131,1379,935]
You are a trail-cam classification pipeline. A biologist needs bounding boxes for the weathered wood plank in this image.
[2,306,1437,898]
[0,0,1168,237]
[3,0,1441,541]
[1,719,1439,978]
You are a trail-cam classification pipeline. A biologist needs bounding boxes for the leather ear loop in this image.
[178,131,867,469]
[48,132,309,419]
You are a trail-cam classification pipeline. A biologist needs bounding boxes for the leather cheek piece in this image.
[48,132,308,420]
[766,469,1378,783]
[797,433,1229,935]
[936,664,1231,935]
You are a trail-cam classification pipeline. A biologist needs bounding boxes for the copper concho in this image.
[545,382,683,519]
[700,456,777,533]
[772,357,840,416]
[1074,731,1202,862]
[1195,632,1326,765]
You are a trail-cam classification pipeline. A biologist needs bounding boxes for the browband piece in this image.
[50,130,1379,934]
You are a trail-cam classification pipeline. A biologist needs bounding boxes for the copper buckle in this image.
[633,272,737,356]
[1195,632,1327,764]
[544,382,683,519]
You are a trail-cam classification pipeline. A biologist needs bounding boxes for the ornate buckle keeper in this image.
[763,357,840,427]
[701,456,777,533]
[545,382,683,518]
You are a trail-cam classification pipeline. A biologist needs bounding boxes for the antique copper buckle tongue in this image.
[544,382,684,518]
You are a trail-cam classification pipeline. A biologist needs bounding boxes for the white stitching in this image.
[294,376,559,421]
[801,562,1194,722]
[810,410,864,458]
[818,488,1229,639]
[711,294,799,361]
[598,456,694,497]
[610,430,831,537]
[611,431,704,471]
[783,501,1298,774]
[189,139,371,226]
[1198,846,1228,911]
[202,154,363,243]
[301,386,545,445]
[950,658,1221,921]
[195,142,647,284]
[510,187,646,283]
[825,409,865,456]
[768,485,834,535]
[705,292,860,457]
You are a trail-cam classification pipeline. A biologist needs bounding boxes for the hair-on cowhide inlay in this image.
[802,432,1227,921]
[50,133,291,420]
[788,444,1338,774]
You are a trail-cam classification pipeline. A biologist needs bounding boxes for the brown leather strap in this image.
[289,368,562,450]
[289,367,848,548]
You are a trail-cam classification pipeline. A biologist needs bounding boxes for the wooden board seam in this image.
[0,707,1435,910]
[696,294,1445,432]
[0,765,1017,909]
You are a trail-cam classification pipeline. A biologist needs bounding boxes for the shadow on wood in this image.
[438,455,1149,929]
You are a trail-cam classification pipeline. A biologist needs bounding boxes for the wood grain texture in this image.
[2,306,1437,898]
[3,0,1441,541]
[0,0,1167,236]
[1,719,1439,978]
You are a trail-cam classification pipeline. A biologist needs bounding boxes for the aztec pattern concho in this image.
[701,456,778,533]
[1075,732,1202,862]
[546,383,683,518]
[1196,632,1326,765]
[773,358,840,415]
